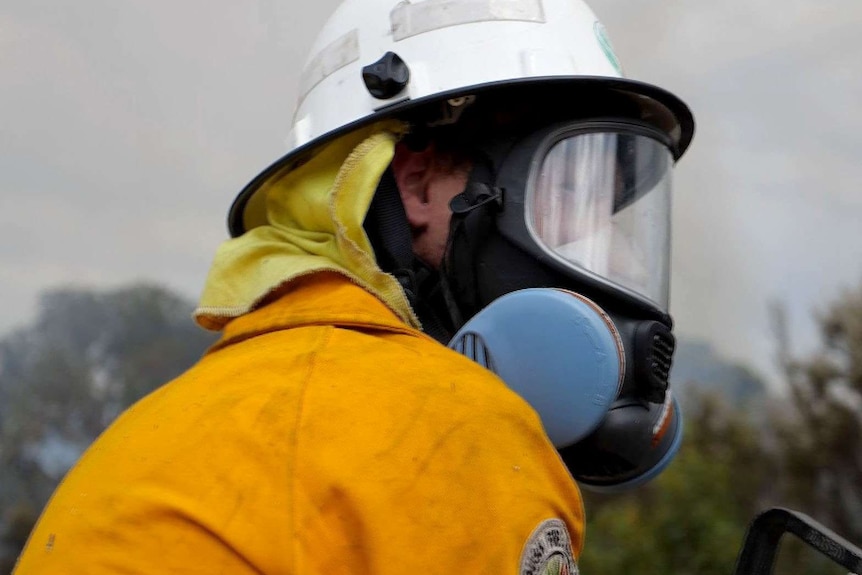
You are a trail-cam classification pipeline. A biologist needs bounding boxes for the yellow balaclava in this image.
[194,121,418,331]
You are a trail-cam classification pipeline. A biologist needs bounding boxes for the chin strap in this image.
[363,169,455,342]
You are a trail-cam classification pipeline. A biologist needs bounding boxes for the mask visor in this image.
[527,131,673,309]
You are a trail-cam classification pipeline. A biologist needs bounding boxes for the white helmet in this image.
[228,0,694,235]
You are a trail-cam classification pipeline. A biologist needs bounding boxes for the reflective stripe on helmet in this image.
[391,0,546,42]
[299,29,360,103]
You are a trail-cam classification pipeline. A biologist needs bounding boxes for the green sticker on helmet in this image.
[594,21,623,76]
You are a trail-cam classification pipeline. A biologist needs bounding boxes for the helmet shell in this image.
[229,0,695,235]
[294,0,622,149]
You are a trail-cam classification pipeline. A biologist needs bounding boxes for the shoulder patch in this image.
[520,519,578,575]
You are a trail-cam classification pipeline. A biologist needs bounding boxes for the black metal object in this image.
[733,508,862,575]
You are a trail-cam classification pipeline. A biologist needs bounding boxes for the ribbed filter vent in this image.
[635,321,676,404]
[651,331,675,385]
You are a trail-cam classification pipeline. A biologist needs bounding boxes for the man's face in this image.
[391,143,471,268]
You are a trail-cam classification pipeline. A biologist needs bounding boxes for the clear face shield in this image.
[526,129,674,310]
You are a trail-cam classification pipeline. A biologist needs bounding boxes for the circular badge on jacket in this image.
[520,519,579,575]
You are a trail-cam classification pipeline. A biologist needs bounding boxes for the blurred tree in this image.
[580,391,777,575]
[771,285,862,547]
[0,284,215,571]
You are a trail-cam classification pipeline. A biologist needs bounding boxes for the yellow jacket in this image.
[15,272,584,574]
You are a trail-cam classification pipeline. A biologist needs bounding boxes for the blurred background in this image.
[1,1,860,573]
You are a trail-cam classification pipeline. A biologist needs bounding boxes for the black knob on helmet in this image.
[362,51,410,100]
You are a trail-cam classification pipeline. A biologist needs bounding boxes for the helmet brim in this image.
[228,76,694,237]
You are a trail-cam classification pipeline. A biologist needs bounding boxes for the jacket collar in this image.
[211,272,431,353]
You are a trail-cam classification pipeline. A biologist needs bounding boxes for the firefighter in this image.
[14,0,694,573]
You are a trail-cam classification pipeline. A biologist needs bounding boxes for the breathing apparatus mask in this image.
[404,94,686,493]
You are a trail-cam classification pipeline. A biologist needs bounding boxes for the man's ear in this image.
[391,142,436,228]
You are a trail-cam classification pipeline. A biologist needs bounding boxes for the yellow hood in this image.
[194,121,417,331]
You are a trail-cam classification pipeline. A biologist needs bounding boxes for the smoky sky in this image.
[2,0,861,385]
